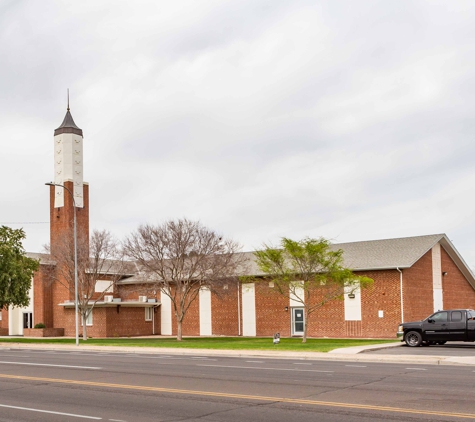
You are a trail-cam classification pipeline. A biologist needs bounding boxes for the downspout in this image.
[152,306,155,335]
[237,279,241,336]
[397,267,404,323]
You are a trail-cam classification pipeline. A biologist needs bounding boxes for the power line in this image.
[0,222,49,225]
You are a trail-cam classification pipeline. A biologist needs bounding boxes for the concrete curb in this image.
[1,342,474,366]
[328,342,403,354]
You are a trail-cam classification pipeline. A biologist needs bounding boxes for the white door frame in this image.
[292,307,305,336]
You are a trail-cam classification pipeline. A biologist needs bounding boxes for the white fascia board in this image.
[439,236,475,290]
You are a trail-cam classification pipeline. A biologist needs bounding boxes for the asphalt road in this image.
[0,348,474,422]
[367,342,475,356]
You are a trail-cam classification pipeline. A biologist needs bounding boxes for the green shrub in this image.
[34,323,46,329]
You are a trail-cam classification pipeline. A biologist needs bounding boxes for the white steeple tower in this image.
[53,97,84,208]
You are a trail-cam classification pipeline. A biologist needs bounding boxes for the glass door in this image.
[292,308,304,336]
[23,312,33,329]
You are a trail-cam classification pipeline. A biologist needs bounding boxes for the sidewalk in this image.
[1,341,474,366]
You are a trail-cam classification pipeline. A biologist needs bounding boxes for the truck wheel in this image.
[405,331,422,347]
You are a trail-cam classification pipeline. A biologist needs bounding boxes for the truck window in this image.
[451,311,462,321]
[431,312,448,322]
[468,311,475,320]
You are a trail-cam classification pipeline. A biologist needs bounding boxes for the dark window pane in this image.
[432,312,448,322]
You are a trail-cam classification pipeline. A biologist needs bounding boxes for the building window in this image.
[81,309,93,326]
[95,280,113,293]
[145,307,153,321]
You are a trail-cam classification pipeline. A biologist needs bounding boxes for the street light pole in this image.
[45,182,79,346]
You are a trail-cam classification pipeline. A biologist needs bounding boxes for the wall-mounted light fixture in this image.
[442,271,447,276]
[348,293,356,299]
[284,306,289,312]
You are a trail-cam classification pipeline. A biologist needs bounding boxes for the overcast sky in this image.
[1,0,475,267]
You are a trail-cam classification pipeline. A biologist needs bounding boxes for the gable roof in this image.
[31,233,475,290]
[333,233,445,270]
[243,233,475,289]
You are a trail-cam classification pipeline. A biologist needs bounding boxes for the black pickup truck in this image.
[397,309,475,347]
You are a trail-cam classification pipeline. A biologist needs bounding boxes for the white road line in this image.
[0,403,101,419]
[124,356,172,361]
[406,368,427,371]
[197,364,333,373]
[0,355,30,358]
[32,351,105,357]
[0,361,101,369]
[109,419,127,422]
[293,363,312,365]
[345,365,367,368]
[128,354,198,360]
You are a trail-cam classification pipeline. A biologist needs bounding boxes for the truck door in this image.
[448,310,466,341]
[467,310,475,341]
[423,311,449,341]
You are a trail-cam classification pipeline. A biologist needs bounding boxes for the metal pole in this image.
[73,200,79,346]
[46,182,79,346]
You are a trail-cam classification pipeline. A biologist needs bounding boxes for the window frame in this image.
[145,307,153,322]
[81,309,93,326]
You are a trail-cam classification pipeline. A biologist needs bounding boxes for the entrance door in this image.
[23,312,33,329]
[292,308,305,336]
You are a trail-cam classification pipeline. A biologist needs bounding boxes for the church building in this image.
[1,107,475,339]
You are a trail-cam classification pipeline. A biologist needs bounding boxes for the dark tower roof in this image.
[54,109,83,136]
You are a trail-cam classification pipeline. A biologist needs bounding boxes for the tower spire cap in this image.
[54,91,83,136]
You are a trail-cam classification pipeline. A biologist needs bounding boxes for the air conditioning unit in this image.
[104,295,113,303]
[138,296,148,303]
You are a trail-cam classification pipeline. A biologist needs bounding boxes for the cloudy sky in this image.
[1,0,475,266]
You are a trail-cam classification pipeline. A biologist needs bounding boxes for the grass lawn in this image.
[0,337,397,353]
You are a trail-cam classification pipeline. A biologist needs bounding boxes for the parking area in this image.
[366,342,475,356]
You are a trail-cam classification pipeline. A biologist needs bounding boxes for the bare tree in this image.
[49,229,125,340]
[124,218,242,341]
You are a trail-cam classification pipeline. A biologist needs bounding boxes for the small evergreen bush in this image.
[34,323,46,329]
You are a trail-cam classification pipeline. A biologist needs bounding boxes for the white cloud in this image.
[1,0,475,267]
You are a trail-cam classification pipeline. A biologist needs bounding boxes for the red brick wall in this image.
[0,308,7,331]
[306,285,345,337]
[359,270,400,338]
[33,265,54,328]
[249,271,402,339]
[441,247,475,309]
[48,179,90,336]
[254,281,291,337]
[24,328,64,337]
[105,306,160,337]
[117,284,158,301]
[51,278,75,335]
[49,182,89,257]
[402,250,434,323]
[53,305,160,338]
[173,291,200,336]
[211,284,240,336]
